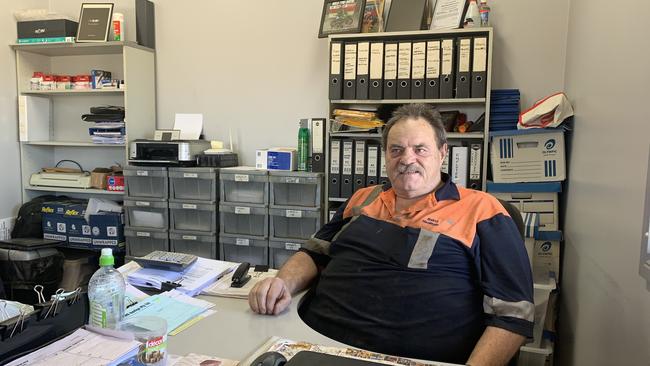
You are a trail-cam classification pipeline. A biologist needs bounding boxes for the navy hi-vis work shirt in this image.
[299,176,534,363]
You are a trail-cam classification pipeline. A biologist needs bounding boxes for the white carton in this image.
[490,129,565,183]
[533,231,562,282]
[255,149,268,170]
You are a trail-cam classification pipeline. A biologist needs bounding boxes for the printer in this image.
[129,139,211,166]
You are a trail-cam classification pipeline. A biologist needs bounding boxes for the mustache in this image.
[397,163,421,174]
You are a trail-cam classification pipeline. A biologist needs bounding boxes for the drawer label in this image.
[136,170,149,176]
[136,232,151,237]
[285,242,301,251]
[235,174,250,182]
[286,177,301,183]
[182,204,197,209]
[235,206,251,214]
[135,201,150,206]
[182,235,197,240]
[236,238,250,246]
[183,173,198,178]
[286,210,302,218]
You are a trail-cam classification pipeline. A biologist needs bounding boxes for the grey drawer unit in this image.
[269,238,305,269]
[124,199,169,230]
[169,201,217,233]
[219,203,268,238]
[170,231,218,259]
[219,234,268,266]
[124,166,168,200]
[125,228,169,257]
[220,167,268,205]
[269,171,323,208]
[269,207,321,240]
[169,167,218,202]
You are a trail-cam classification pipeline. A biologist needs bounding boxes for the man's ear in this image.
[440,143,448,162]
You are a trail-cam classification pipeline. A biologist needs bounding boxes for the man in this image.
[249,104,533,365]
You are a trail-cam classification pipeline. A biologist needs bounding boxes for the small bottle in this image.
[464,0,480,28]
[297,119,310,171]
[112,12,124,41]
[479,0,490,27]
[88,248,125,329]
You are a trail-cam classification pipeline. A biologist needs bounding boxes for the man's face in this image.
[385,118,447,199]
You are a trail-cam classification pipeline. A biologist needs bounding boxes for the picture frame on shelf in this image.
[319,0,367,38]
[76,3,114,42]
[361,0,385,33]
[430,0,468,30]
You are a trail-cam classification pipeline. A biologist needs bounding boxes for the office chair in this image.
[497,198,525,239]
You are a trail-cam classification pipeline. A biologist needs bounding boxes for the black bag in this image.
[11,195,67,239]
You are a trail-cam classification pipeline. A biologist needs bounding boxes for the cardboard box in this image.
[488,182,561,231]
[533,231,562,282]
[267,148,297,171]
[255,149,268,170]
[490,129,565,183]
[107,174,125,191]
[89,212,125,248]
[41,200,81,242]
[17,19,78,39]
[64,202,92,247]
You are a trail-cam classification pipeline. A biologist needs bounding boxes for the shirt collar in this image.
[434,173,461,202]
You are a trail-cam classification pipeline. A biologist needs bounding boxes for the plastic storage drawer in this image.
[269,171,323,208]
[170,231,217,259]
[125,228,169,257]
[269,239,305,269]
[169,202,217,233]
[220,168,268,205]
[124,166,168,199]
[219,203,268,237]
[169,167,218,202]
[219,234,268,266]
[269,207,321,240]
[124,199,169,230]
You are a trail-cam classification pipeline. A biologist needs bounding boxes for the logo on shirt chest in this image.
[422,217,439,226]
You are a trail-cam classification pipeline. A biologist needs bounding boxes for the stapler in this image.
[231,262,251,288]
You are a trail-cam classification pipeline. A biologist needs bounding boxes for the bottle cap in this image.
[99,248,115,266]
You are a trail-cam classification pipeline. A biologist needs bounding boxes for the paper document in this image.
[174,113,203,140]
[123,293,206,332]
[6,328,140,366]
[203,268,278,299]
[175,257,239,297]
[127,266,183,290]
[169,353,238,366]
[430,0,467,30]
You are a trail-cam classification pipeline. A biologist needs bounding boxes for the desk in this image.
[167,293,346,361]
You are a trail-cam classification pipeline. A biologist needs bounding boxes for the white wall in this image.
[558,0,650,364]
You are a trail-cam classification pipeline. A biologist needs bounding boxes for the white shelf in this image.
[331,98,485,105]
[21,89,124,95]
[25,185,124,195]
[330,27,492,40]
[23,141,125,147]
[11,41,153,56]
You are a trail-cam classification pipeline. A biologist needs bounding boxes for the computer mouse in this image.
[249,351,287,366]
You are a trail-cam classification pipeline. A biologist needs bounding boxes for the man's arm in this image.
[466,326,525,366]
[248,251,318,315]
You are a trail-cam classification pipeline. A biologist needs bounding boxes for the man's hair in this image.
[381,103,447,150]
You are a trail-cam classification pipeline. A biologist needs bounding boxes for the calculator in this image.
[133,251,198,272]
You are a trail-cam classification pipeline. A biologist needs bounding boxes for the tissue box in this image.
[267,148,297,171]
[17,19,78,39]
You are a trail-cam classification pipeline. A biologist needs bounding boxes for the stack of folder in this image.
[489,89,520,131]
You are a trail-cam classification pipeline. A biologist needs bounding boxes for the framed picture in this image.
[76,3,114,42]
[361,0,385,33]
[430,0,467,30]
[319,0,367,38]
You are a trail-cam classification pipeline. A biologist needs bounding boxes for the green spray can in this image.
[297,119,310,171]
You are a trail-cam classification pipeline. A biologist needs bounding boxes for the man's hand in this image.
[248,277,292,315]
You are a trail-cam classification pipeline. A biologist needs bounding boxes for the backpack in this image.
[11,195,68,238]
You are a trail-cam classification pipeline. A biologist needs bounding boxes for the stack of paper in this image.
[490,89,521,131]
[127,267,183,289]
[203,268,278,299]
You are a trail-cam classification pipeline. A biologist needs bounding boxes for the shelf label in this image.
[286,210,302,218]
[136,170,149,176]
[285,242,301,251]
[182,235,197,240]
[136,232,151,237]
[182,203,197,209]
[236,238,250,246]
[234,174,249,182]
[135,201,150,207]
[183,173,198,178]
[235,206,251,215]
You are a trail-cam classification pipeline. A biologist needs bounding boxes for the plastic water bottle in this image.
[297,119,310,171]
[88,248,125,329]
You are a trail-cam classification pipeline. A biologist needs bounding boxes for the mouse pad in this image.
[287,351,386,366]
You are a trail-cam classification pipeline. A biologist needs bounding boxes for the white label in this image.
[236,238,250,246]
[473,37,487,72]
[135,201,150,207]
[397,42,412,80]
[286,177,301,184]
[182,235,197,240]
[354,140,365,175]
[136,170,149,176]
[426,41,441,78]
[344,43,357,81]
[442,152,450,174]
[441,39,453,75]
[367,145,378,177]
[286,210,302,218]
[412,42,426,79]
[357,42,369,75]
[82,225,91,235]
[183,173,198,178]
[379,152,388,178]
[234,174,249,182]
[330,140,341,174]
[107,226,117,237]
[331,42,342,75]
[182,203,197,209]
[369,42,384,79]
[235,206,251,215]
[342,141,353,175]
[312,119,324,154]
[459,38,471,73]
[384,43,398,79]
[136,232,151,237]
[57,222,66,233]
[285,242,301,251]
[469,144,482,179]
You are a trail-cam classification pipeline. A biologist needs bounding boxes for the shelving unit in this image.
[325,28,493,215]
[12,41,156,202]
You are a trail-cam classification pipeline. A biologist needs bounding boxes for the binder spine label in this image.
[397,42,412,80]
[344,44,357,81]
[330,140,341,174]
[354,140,366,175]
[469,143,482,180]
[380,152,388,177]
[473,37,487,72]
[312,119,323,153]
[442,152,450,174]
[370,43,384,79]
[412,42,426,79]
[367,146,378,176]
[426,41,441,78]
[342,141,353,175]
[442,39,453,75]
[357,42,370,75]
[331,42,342,74]
[459,39,471,73]
[384,44,398,79]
